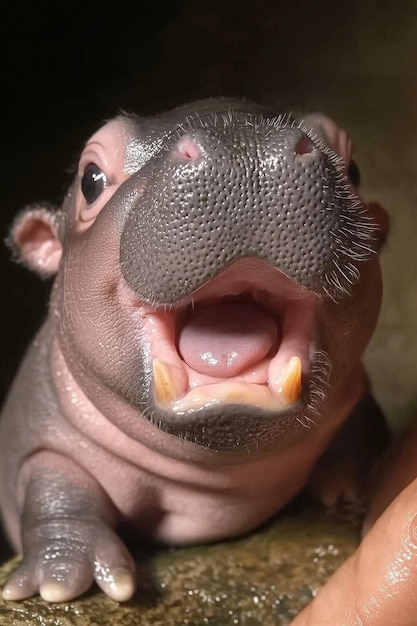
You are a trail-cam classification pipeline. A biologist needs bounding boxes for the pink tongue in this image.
[178,301,279,377]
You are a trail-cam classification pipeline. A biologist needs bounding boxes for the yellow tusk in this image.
[278,356,302,404]
[153,359,180,405]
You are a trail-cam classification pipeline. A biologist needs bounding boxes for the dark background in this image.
[1,0,417,557]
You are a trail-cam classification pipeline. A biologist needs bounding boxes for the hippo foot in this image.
[2,518,136,603]
[2,453,136,603]
[307,458,366,507]
[306,391,391,507]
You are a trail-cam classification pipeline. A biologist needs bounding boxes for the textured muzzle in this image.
[120,113,372,304]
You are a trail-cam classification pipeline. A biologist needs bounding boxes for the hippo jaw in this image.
[132,258,327,450]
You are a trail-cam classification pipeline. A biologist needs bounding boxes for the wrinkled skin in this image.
[291,422,417,626]
[0,98,389,603]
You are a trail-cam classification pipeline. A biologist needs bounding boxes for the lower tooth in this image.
[153,359,179,405]
[273,356,302,404]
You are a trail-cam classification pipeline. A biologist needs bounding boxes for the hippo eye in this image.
[347,159,361,187]
[81,163,107,204]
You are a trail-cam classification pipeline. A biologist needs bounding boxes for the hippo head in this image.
[10,99,387,454]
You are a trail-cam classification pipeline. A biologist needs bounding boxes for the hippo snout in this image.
[120,114,372,305]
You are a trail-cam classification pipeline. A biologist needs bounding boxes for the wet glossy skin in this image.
[292,422,417,626]
[0,99,388,603]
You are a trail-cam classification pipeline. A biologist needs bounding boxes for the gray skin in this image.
[0,98,389,603]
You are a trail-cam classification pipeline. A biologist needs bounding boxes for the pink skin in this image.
[0,110,388,604]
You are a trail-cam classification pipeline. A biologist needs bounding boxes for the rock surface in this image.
[0,504,361,626]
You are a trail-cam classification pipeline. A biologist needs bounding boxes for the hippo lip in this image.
[140,258,318,418]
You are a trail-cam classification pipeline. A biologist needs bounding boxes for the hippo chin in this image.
[0,98,389,603]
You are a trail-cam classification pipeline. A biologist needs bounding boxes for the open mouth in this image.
[140,259,318,420]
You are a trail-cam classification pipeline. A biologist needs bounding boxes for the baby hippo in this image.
[0,98,389,602]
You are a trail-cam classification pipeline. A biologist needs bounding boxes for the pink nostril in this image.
[294,136,314,156]
[177,137,202,160]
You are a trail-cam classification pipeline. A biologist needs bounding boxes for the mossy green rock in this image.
[0,504,361,626]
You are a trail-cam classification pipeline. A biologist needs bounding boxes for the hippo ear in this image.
[300,113,353,174]
[7,204,63,277]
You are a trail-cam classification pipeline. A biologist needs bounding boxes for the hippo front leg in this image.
[307,389,391,507]
[2,452,136,602]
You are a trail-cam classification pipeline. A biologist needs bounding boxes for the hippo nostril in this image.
[294,136,315,156]
[177,137,202,161]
